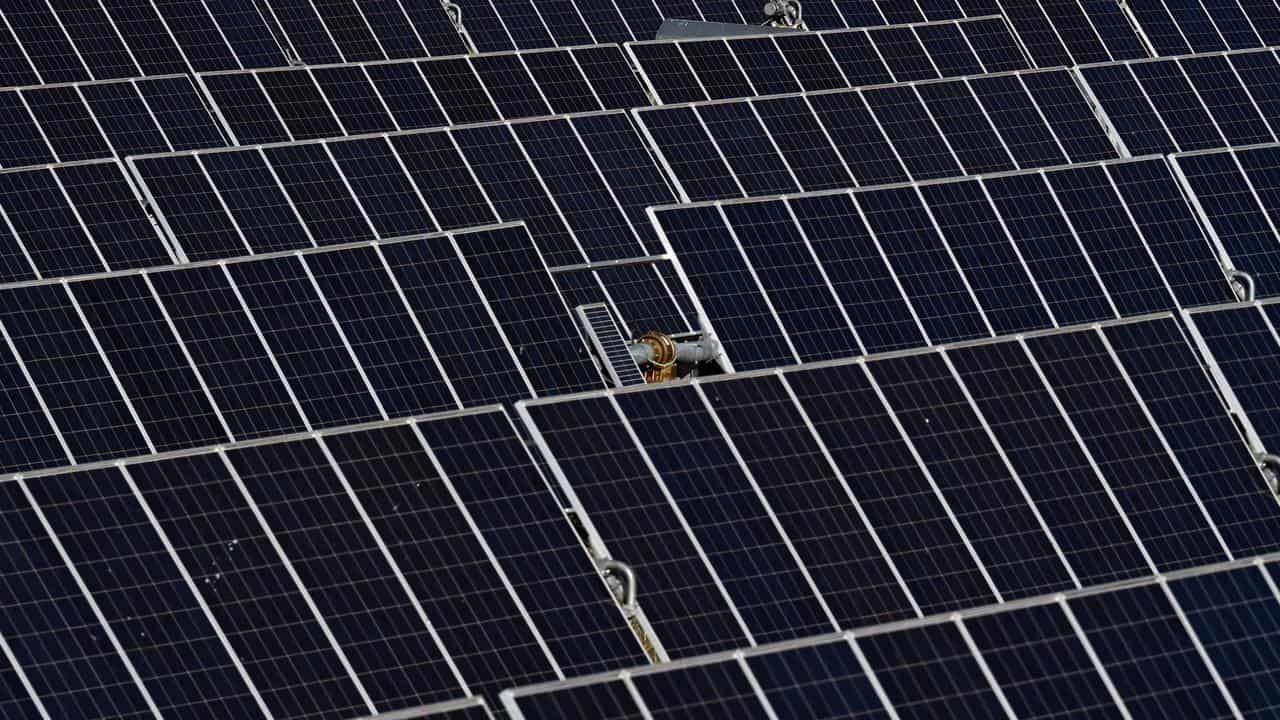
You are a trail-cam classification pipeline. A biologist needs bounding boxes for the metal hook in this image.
[1229,269,1256,302]
[598,559,637,610]
[1258,453,1280,494]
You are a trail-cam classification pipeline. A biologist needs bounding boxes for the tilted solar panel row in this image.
[518,315,1280,658]
[465,0,1147,68]
[1187,298,1280,458]
[0,1,289,84]
[628,16,1030,104]
[127,111,682,268]
[0,75,226,169]
[0,225,611,475]
[651,157,1235,370]
[504,554,1280,719]
[1079,48,1280,155]
[199,45,648,145]
[0,159,174,281]
[0,1,465,87]
[0,406,644,720]
[551,257,698,338]
[633,68,1120,201]
[1125,0,1280,56]
[1173,143,1280,298]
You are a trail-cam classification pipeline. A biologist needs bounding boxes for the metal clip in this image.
[1258,453,1280,494]
[598,559,637,610]
[1229,269,1256,302]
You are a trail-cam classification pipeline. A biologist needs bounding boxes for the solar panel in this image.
[1170,143,1280,297]
[502,555,1280,718]
[129,111,677,265]
[1122,0,1273,55]
[517,316,1280,656]
[628,17,1029,103]
[0,405,642,718]
[0,225,613,475]
[0,76,226,169]
[1185,298,1280,456]
[199,46,648,143]
[1079,49,1280,156]
[551,256,696,339]
[650,158,1232,370]
[348,696,495,720]
[0,160,174,281]
[632,68,1121,202]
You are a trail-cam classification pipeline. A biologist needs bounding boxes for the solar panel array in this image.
[0,406,643,719]
[502,553,1280,718]
[633,68,1121,201]
[5,1,1280,719]
[197,45,649,144]
[627,16,1030,103]
[518,315,1280,657]
[0,225,611,475]
[651,157,1237,369]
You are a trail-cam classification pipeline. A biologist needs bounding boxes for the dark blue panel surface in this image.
[516,681,644,719]
[426,411,645,674]
[264,0,343,63]
[228,438,461,708]
[452,225,602,395]
[634,661,769,719]
[752,96,853,191]
[471,53,550,119]
[968,73,1068,168]
[326,137,436,239]
[155,1,240,71]
[948,341,1152,586]
[5,4,89,82]
[227,255,383,428]
[573,46,651,110]
[869,26,938,81]
[398,1,469,55]
[265,143,375,245]
[917,80,1015,175]
[1019,70,1120,162]
[697,102,798,197]
[390,132,498,231]
[1105,160,1234,308]
[205,0,289,68]
[0,283,148,461]
[872,352,1074,599]
[1181,55,1274,147]
[706,374,915,626]
[0,168,105,278]
[309,0,381,61]
[452,124,579,261]
[29,468,261,718]
[199,149,315,255]
[618,384,834,643]
[1172,566,1280,718]
[859,622,1009,718]
[323,424,559,697]
[1071,584,1233,718]
[789,193,926,353]
[139,76,228,150]
[681,40,753,100]
[965,604,1123,720]
[0,334,66,472]
[963,17,1031,71]
[1173,151,1280,297]
[419,58,500,124]
[631,43,708,104]
[72,275,227,451]
[634,103,747,198]
[748,641,889,719]
[731,38,802,97]
[23,87,110,162]
[0,483,152,719]
[525,396,748,658]
[1190,306,1280,451]
[981,0,1070,66]
[199,73,291,145]
[312,66,397,135]
[257,69,342,140]
[775,34,846,91]
[1026,330,1227,571]
[856,187,989,343]
[1231,51,1280,132]
[0,92,53,167]
[571,113,677,254]
[921,180,1050,333]
[522,48,603,114]
[1130,60,1223,151]
[1104,319,1280,558]
[303,245,455,416]
[788,362,996,614]
[78,82,169,157]
[1081,65,1176,156]
[722,201,859,362]
[150,264,307,440]
[132,154,246,260]
[56,162,170,271]
[512,119,642,263]
[0,18,37,86]
[380,235,531,406]
[862,85,963,180]
[916,22,984,76]
[1046,165,1177,314]
[132,453,368,719]
[656,205,793,370]
[365,63,449,130]
[822,30,893,86]
[806,91,910,185]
